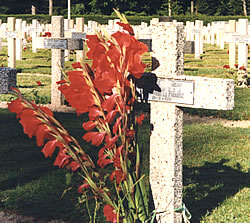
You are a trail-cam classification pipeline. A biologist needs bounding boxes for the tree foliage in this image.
[0,0,249,16]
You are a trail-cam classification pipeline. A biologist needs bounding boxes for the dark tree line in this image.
[0,0,248,16]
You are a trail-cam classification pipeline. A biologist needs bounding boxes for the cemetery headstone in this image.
[0,67,17,94]
[146,20,234,223]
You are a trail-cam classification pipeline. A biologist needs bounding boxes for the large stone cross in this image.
[34,16,85,106]
[141,21,234,223]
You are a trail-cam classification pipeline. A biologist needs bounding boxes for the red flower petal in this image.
[68,161,80,172]
[78,181,90,193]
[71,62,82,69]
[117,22,134,35]
[82,121,96,131]
[97,154,113,168]
[54,151,70,168]
[103,204,118,223]
[136,114,145,126]
[88,107,103,120]
[83,131,106,146]
[36,124,52,146]
[41,140,58,158]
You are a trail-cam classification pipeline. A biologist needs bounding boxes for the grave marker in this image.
[35,16,84,106]
[0,67,17,94]
[7,17,16,68]
[145,21,234,223]
[224,19,249,69]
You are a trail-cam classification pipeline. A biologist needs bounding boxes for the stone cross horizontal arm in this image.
[34,37,84,50]
[224,32,250,44]
[137,75,234,110]
[64,31,86,40]
[0,30,26,39]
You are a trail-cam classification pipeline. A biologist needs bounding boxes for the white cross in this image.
[34,16,85,107]
[141,21,234,223]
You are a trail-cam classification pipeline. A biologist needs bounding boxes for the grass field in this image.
[0,41,249,222]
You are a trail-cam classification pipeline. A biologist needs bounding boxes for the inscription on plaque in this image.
[192,29,202,34]
[44,39,68,49]
[148,79,194,104]
[3,31,17,38]
[232,35,250,44]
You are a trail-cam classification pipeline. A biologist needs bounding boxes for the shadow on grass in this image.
[184,68,199,72]
[183,159,250,223]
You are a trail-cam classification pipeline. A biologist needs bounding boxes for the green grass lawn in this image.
[0,109,249,222]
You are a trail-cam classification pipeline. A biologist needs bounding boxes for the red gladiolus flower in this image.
[78,181,90,193]
[97,154,113,168]
[126,130,135,142]
[37,81,43,86]
[223,65,230,69]
[42,140,60,158]
[110,169,125,184]
[54,151,71,168]
[136,114,145,126]
[82,121,96,131]
[83,131,106,146]
[113,117,122,134]
[103,204,118,223]
[117,22,134,36]
[68,161,80,172]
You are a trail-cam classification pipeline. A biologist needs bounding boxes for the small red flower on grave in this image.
[117,22,134,36]
[45,32,52,37]
[36,81,43,86]
[227,50,229,54]
[23,47,27,51]
[103,204,119,223]
[234,64,238,68]
[239,66,246,71]
[223,65,230,69]
[136,114,145,126]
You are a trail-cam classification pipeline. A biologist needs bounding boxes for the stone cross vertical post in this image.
[229,20,236,68]
[194,20,203,59]
[150,21,184,223]
[219,21,225,50]
[15,19,23,60]
[148,20,234,223]
[7,17,16,68]
[64,19,70,61]
[51,16,64,106]
[75,18,85,63]
[237,19,248,68]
